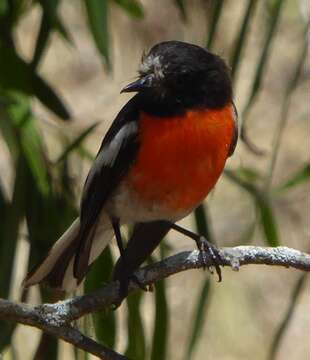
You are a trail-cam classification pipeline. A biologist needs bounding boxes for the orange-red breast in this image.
[24,41,238,294]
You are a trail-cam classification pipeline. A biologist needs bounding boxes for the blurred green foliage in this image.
[0,0,309,359]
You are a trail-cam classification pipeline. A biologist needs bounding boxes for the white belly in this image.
[105,182,192,223]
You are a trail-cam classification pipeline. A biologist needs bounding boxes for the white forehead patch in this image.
[99,122,138,166]
[139,54,165,80]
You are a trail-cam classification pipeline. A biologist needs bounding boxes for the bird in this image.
[23,40,238,298]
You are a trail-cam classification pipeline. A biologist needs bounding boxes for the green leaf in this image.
[113,0,144,18]
[55,15,73,44]
[234,166,262,184]
[225,170,280,247]
[194,203,214,243]
[256,194,279,247]
[0,43,70,120]
[241,0,285,144]
[173,0,186,21]
[0,156,27,297]
[230,0,258,81]
[0,322,15,351]
[84,246,116,348]
[125,291,146,360]
[32,71,70,120]
[277,164,310,192]
[84,0,110,68]
[0,177,14,352]
[265,21,310,189]
[55,122,99,164]
[0,0,8,17]
[268,273,307,360]
[7,97,51,194]
[0,101,19,159]
[206,0,225,49]
[185,279,211,360]
[150,279,169,360]
[31,0,61,69]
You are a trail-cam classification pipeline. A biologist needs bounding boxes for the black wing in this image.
[228,102,238,157]
[74,95,141,280]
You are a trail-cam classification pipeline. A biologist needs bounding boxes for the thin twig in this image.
[1,245,310,359]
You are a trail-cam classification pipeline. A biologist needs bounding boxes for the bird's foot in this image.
[196,237,222,282]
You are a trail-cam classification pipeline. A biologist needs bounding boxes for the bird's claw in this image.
[196,237,222,282]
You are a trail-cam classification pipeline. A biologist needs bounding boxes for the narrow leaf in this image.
[55,15,74,44]
[150,279,169,360]
[225,170,279,246]
[7,96,51,194]
[0,43,70,119]
[55,122,99,164]
[194,203,214,243]
[0,0,8,16]
[32,71,70,120]
[256,194,279,247]
[0,156,26,297]
[125,291,146,360]
[234,166,262,183]
[113,0,144,18]
[84,247,116,348]
[84,0,110,68]
[268,273,307,360]
[230,0,258,81]
[206,0,225,49]
[277,164,310,191]
[174,0,186,21]
[241,0,286,149]
[185,279,211,360]
[31,0,60,69]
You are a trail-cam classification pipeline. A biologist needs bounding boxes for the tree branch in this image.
[1,245,310,359]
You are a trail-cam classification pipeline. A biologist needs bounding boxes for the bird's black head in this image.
[121,41,233,116]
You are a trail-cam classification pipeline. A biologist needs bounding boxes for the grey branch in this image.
[1,245,310,359]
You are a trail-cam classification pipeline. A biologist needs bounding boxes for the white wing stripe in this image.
[100,122,138,166]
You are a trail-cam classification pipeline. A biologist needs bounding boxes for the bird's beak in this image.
[121,74,154,93]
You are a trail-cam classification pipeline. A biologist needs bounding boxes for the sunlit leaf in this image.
[55,122,99,164]
[85,246,116,348]
[113,0,144,18]
[185,279,211,360]
[84,0,110,68]
[125,291,146,360]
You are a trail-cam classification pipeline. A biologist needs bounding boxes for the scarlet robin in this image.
[24,41,238,296]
